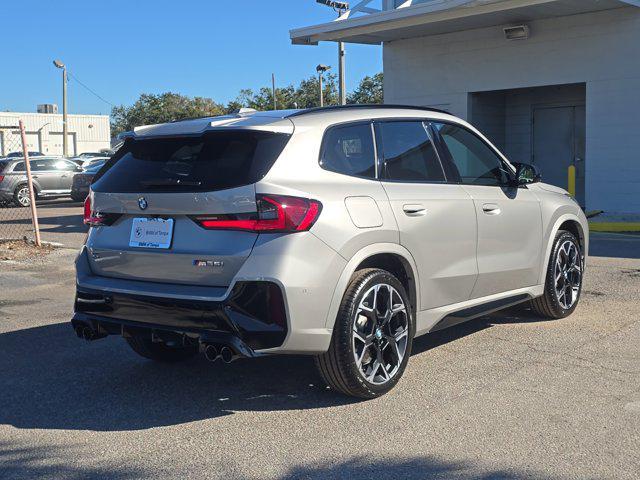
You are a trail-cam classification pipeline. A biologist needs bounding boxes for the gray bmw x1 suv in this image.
[73,105,588,398]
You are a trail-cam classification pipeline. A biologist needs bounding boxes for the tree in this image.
[111,92,225,135]
[110,72,381,135]
[228,74,339,111]
[347,73,383,105]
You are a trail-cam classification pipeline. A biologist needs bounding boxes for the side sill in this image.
[428,293,532,333]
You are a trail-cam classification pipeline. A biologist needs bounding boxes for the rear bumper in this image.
[73,281,288,352]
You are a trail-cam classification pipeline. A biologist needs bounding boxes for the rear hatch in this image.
[86,128,291,287]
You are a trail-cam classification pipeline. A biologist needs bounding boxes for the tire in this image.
[316,268,415,399]
[531,230,584,319]
[125,336,198,363]
[13,184,31,208]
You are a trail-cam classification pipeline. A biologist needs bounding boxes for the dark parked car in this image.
[71,160,106,202]
[4,151,45,158]
[0,157,82,207]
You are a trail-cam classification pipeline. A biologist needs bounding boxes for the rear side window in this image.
[320,123,376,179]
[92,130,290,193]
[31,159,56,171]
[378,121,445,183]
[12,162,25,172]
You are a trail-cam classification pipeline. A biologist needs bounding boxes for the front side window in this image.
[319,123,376,179]
[378,121,445,182]
[55,160,78,171]
[433,123,512,186]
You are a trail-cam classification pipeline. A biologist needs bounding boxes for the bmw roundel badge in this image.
[138,197,148,210]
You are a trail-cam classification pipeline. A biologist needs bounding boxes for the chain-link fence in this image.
[0,122,41,245]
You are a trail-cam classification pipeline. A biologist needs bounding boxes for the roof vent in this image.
[504,25,530,41]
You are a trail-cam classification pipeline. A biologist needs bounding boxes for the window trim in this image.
[429,120,516,188]
[374,118,449,185]
[318,120,379,181]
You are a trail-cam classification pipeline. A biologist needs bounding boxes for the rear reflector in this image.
[192,194,322,233]
[83,196,121,227]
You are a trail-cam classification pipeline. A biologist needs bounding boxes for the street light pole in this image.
[316,64,331,107]
[53,59,68,157]
[338,41,346,105]
[316,1,350,105]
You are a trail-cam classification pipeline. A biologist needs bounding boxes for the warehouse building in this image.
[291,0,640,216]
[0,108,110,157]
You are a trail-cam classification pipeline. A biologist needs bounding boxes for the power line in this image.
[67,71,115,108]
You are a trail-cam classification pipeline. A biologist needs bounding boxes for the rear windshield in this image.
[92,130,290,193]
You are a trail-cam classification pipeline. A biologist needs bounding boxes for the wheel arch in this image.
[14,181,39,195]
[324,243,420,332]
[539,212,588,286]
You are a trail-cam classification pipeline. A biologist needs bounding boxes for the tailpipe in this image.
[73,323,104,342]
[204,344,220,362]
[220,346,240,364]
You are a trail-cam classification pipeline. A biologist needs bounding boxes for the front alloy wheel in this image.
[316,268,415,399]
[532,230,584,319]
[554,239,582,310]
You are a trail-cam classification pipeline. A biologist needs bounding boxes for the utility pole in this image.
[53,59,68,157]
[316,64,331,107]
[316,1,350,105]
[272,73,277,110]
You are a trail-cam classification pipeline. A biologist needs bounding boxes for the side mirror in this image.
[514,163,541,186]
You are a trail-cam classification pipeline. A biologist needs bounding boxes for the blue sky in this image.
[0,0,382,115]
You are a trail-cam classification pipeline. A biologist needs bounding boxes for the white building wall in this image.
[0,112,110,157]
[383,7,640,214]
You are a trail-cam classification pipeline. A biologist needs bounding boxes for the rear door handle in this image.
[403,204,427,217]
[482,203,501,215]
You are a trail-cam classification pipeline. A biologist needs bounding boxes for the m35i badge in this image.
[193,260,224,268]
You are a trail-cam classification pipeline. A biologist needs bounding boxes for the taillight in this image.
[0,175,4,183]
[83,196,107,227]
[193,194,322,233]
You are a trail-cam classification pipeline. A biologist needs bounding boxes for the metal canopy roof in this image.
[290,0,640,45]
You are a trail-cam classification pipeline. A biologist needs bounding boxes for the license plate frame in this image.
[129,217,174,249]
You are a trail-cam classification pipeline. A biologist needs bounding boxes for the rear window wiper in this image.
[140,178,202,187]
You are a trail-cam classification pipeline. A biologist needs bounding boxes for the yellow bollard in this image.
[567,165,576,198]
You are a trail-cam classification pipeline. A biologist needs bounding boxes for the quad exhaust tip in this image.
[202,343,240,364]
[220,346,234,364]
[204,344,219,362]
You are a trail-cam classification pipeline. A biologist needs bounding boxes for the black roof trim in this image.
[286,104,451,118]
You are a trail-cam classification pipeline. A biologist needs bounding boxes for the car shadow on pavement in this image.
[0,441,549,480]
[0,316,503,433]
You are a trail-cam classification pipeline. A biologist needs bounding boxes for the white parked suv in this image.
[73,105,588,398]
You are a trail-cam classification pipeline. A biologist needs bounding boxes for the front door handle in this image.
[482,203,501,215]
[403,204,427,217]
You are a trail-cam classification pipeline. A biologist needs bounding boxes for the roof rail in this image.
[286,104,451,117]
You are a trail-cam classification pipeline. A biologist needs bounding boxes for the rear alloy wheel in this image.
[316,268,414,399]
[125,336,198,363]
[13,185,31,207]
[531,230,583,319]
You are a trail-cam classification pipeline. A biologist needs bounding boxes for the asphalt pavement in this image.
[0,211,639,479]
